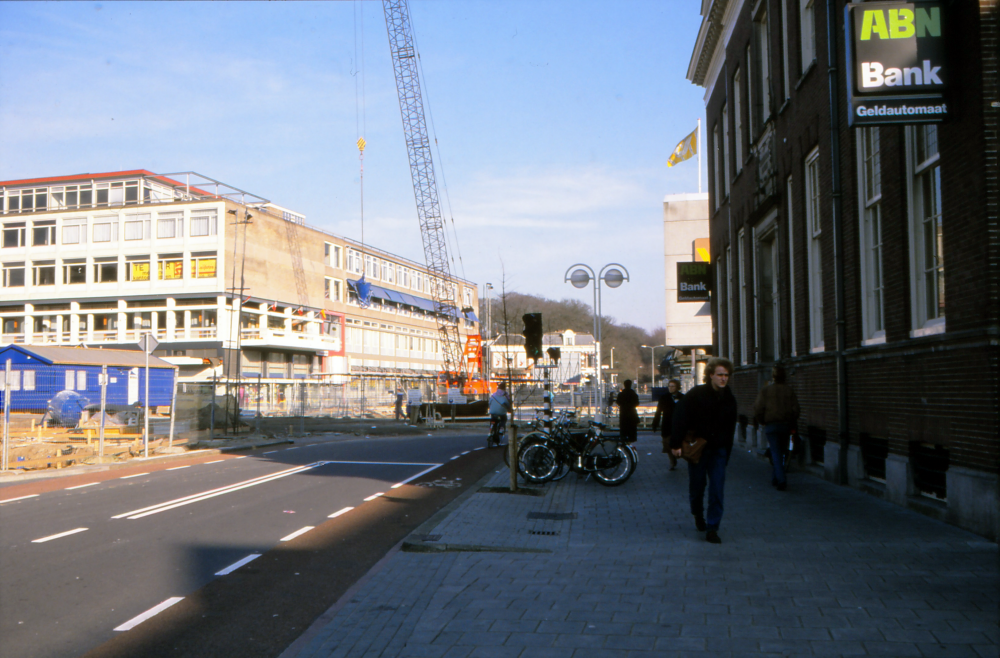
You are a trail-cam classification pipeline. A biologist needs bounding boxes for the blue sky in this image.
[0,1,708,333]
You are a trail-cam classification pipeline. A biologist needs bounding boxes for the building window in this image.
[754,7,771,132]
[786,176,797,356]
[713,123,722,209]
[2,262,25,287]
[365,254,379,279]
[3,223,26,248]
[805,148,824,351]
[858,127,885,341]
[94,258,118,283]
[190,252,217,279]
[190,211,217,237]
[781,0,791,101]
[33,261,56,286]
[718,252,729,359]
[62,220,87,245]
[126,256,151,282]
[722,103,730,197]
[158,212,183,239]
[32,221,56,246]
[746,45,754,140]
[738,230,748,364]
[158,254,184,280]
[800,0,816,71]
[325,277,342,302]
[733,69,743,169]
[754,213,779,363]
[908,124,944,330]
[92,218,118,243]
[62,259,87,284]
[125,214,151,241]
[346,248,363,274]
[324,242,342,268]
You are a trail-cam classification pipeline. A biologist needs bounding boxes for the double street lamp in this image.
[641,344,666,389]
[564,263,630,414]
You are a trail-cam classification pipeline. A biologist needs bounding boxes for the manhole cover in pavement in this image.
[527,512,577,520]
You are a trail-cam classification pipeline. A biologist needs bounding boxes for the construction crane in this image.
[382,0,473,391]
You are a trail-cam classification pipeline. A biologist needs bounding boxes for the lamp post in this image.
[641,344,666,389]
[564,263,630,417]
[484,282,493,395]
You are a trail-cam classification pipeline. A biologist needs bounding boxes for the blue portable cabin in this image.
[0,345,177,413]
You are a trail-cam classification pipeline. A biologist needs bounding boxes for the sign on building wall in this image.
[846,2,948,126]
[676,262,711,302]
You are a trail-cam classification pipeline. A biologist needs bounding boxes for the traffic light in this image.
[546,347,561,364]
[522,313,543,361]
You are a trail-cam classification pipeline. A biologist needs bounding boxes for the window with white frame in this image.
[786,176,797,356]
[2,262,25,287]
[805,148,824,350]
[722,103,730,196]
[754,8,771,131]
[61,219,87,245]
[346,248,363,275]
[22,370,35,390]
[781,0,791,101]
[858,127,885,341]
[325,277,342,302]
[738,230,748,363]
[907,124,944,330]
[324,243,342,269]
[2,222,26,248]
[726,246,733,360]
[718,252,728,359]
[746,45,754,139]
[190,252,217,279]
[733,69,743,169]
[800,0,816,71]
[157,212,183,239]
[94,257,118,283]
[754,212,780,363]
[189,210,217,237]
[33,260,56,286]
[93,217,118,243]
[62,259,86,284]
[713,124,722,209]
[365,254,379,279]
[383,260,394,283]
[125,214,151,241]
[32,220,56,246]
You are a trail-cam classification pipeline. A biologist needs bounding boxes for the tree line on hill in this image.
[480,291,666,389]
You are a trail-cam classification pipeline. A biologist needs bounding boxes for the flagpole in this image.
[697,118,702,194]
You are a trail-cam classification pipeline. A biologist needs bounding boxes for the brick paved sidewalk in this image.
[280,435,998,658]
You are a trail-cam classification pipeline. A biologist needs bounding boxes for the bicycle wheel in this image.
[590,441,635,487]
[505,431,545,469]
[519,440,559,484]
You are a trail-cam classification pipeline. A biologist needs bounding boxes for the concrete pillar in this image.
[946,466,998,542]
[24,304,34,345]
[69,301,80,344]
[885,453,914,506]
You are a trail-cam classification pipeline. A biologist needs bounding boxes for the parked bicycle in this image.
[516,412,637,487]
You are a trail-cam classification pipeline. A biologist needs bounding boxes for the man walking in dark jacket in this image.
[652,379,683,467]
[671,357,738,544]
[753,365,800,491]
[616,379,640,443]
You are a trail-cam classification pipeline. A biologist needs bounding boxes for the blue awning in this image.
[464,310,479,323]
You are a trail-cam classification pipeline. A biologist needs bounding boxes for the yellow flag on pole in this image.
[667,128,697,167]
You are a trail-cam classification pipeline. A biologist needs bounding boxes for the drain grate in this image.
[528,530,560,536]
[414,534,442,542]
[527,512,577,520]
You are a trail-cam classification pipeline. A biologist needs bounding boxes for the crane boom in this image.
[382,0,466,383]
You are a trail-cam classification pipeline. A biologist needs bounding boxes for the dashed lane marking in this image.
[262,450,278,455]
[114,597,184,632]
[65,483,99,490]
[0,494,40,505]
[328,506,354,518]
[280,526,315,542]
[32,527,88,543]
[204,460,224,464]
[166,465,191,471]
[363,493,384,502]
[120,473,149,480]
[215,553,262,576]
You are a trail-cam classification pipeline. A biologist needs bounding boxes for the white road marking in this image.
[215,553,261,576]
[112,462,331,520]
[32,527,88,543]
[235,456,248,459]
[114,597,184,631]
[328,506,354,518]
[204,460,224,464]
[395,464,442,487]
[0,494,40,504]
[363,493,384,501]
[390,483,404,489]
[315,460,439,466]
[120,473,149,479]
[285,447,299,451]
[280,526,314,542]
[449,455,460,460]
[66,482,99,490]
[473,447,485,451]
[263,450,278,454]
[166,465,191,471]
[461,451,471,455]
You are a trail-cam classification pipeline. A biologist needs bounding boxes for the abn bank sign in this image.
[846,2,948,126]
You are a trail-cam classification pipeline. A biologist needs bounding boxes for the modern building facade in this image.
[688,1,998,539]
[0,170,480,407]
[489,330,600,389]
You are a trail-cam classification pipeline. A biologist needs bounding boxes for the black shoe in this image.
[776,483,787,491]
[695,516,706,531]
[772,477,779,487]
[706,530,721,544]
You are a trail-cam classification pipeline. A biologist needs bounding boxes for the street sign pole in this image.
[99,365,107,461]
[138,333,159,459]
[2,359,10,472]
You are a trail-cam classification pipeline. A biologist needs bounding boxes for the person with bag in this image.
[651,379,683,468]
[616,379,640,443]
[753,365,800,491]
[671,357,738,544]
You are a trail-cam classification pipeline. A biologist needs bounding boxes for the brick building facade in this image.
[688,0,998,539]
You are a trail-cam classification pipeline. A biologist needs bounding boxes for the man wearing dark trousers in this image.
[652,379,683,468]
[671,358,738,544]
[616,379,640,443]
[753,365,800,491]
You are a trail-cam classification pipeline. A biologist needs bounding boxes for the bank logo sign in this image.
[676,262,711,302]
[846,2,948,126]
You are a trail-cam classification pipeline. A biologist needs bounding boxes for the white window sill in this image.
[911,320,946,338]
[810,344,825,353]
[862,333,886,346]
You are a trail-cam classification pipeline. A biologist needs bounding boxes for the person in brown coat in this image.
[753,365,801,491]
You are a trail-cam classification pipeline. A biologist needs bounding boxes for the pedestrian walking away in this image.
[753,365,800,491]
[616,379,640,443]
[394,390,405,421]
[671,357,738,544]
[652,379,683,468]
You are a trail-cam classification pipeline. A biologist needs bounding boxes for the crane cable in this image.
[354,1,372,307]
[409,8,468,286]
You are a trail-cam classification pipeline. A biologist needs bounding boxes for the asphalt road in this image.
[0,431,504,658]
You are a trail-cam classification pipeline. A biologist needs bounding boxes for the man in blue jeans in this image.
[671,357,738,544]
[753,365,800,491]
